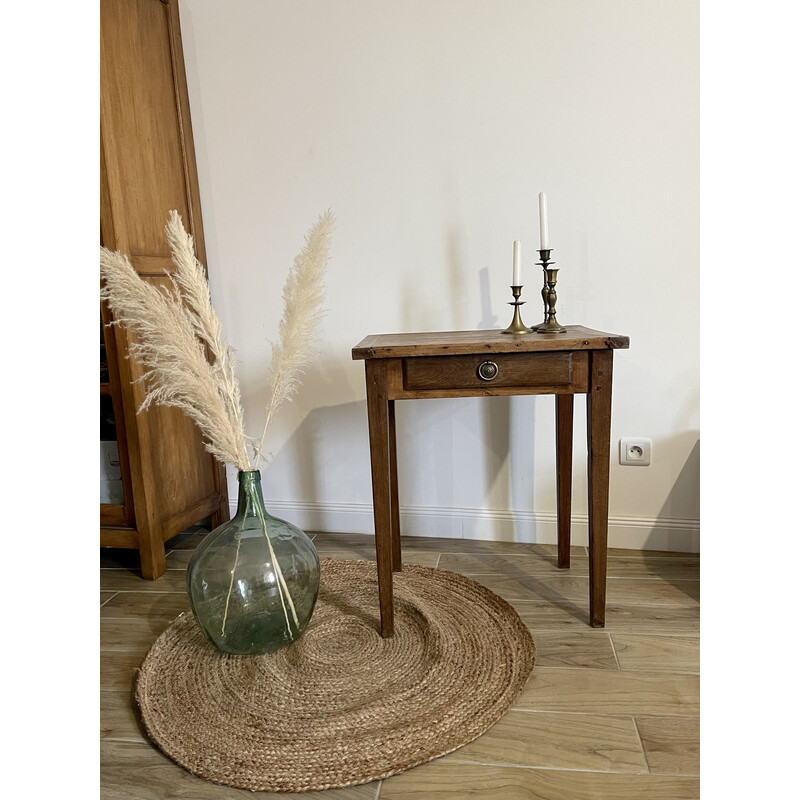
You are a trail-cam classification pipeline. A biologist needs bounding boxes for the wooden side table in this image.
[352,326,629,636]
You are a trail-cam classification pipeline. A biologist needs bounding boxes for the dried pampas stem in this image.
[254,209,334,464]
[164,211,249,462]
[99,245,251,471]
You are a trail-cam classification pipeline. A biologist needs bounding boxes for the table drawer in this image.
[403,351,578,391]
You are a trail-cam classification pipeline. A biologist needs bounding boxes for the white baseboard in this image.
[235,500,700,553]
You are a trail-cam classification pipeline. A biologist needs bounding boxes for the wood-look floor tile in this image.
[165,549,193,569]
[439,710,647,773]
[101,690,147,742]
[607,578,698,605]
[379,763,700,799]
[509,598,699,633]
[101,740,379,799]
[101,650,144,691]
[100,592,190,620]
[101,569,188,592]
[611,633,700,673]
[101,618,171,653]
[438,552,581,576]
[531,631,618,669]
[440,552,699,581]
[603,556,699,581]
[604,602,699,633]
[607,547,699,560]
[514,667,699,716]
[458,572,698,607]
[636,716,700,775]
[101,591,117,606]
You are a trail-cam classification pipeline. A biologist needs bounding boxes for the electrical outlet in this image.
[619,437,651,466]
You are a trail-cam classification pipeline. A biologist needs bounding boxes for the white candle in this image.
[512,240,522,286]
[538,192,549,250]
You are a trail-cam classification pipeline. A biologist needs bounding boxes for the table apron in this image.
[383,352,590,400]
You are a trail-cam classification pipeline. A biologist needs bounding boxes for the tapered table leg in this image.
[556,394,574,569]
[388,400,402,572]
[586,350,613,627]
[365,360,395,637]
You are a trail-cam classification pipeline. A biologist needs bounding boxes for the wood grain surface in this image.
[353,326,629,360]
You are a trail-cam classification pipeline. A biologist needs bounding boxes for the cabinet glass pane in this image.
[100,387,124,505]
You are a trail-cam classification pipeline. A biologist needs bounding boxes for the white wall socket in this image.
[619,437,652,466]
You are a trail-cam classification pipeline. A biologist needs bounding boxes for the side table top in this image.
[352,326,629,360]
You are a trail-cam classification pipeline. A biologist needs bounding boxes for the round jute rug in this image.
[135,558,536,792]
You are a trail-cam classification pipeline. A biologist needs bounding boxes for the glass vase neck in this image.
[236,470,266,517]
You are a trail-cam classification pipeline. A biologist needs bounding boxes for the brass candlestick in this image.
[501,285,531,334]
[532,249,566,333]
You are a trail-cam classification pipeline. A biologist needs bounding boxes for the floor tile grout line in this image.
[509,704,700,720]
[631,717,653,774]
[100,592,119,607]
[495,597,698,607]
[528,629,699,640]
[374,778,382,800]
[528,665,700,675]
[527,664,699,676]
[102,736,148,744]
[435,553,442,569]
[500,707,697,721]
[442,758,699,779]
[607,633,622,669]
[313,547,698,559]
[446,572,700,582]
[435,759,652,776]
[508,707,698,719]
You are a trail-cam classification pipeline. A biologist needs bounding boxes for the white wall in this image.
[179,0,699,551]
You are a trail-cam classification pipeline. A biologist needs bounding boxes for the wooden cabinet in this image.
[100,0,229,578]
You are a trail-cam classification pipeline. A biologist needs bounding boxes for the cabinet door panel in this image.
[100,0,191,263]
[100,0,229,565]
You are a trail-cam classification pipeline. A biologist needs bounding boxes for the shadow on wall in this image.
[644,437,699,597]
[654,438,700,525]
[476,266,499,329]
[259,399,370,511]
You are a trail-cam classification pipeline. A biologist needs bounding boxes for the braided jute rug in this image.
[135,558,536,792]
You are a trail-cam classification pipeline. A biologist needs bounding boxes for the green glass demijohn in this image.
[187,470,320,655]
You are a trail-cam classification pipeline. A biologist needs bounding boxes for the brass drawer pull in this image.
[477,361,499,381]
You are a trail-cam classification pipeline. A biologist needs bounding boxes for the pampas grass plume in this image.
[255,209,334,463]
[99,210,334,472]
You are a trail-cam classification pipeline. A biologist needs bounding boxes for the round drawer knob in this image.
[477,361,499,381]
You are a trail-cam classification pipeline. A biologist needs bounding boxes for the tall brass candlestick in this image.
[501,285,531,335]
[533,249,566,333]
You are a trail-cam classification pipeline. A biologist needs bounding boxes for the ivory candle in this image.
[512,240,522,286]
[538,192,549,250]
